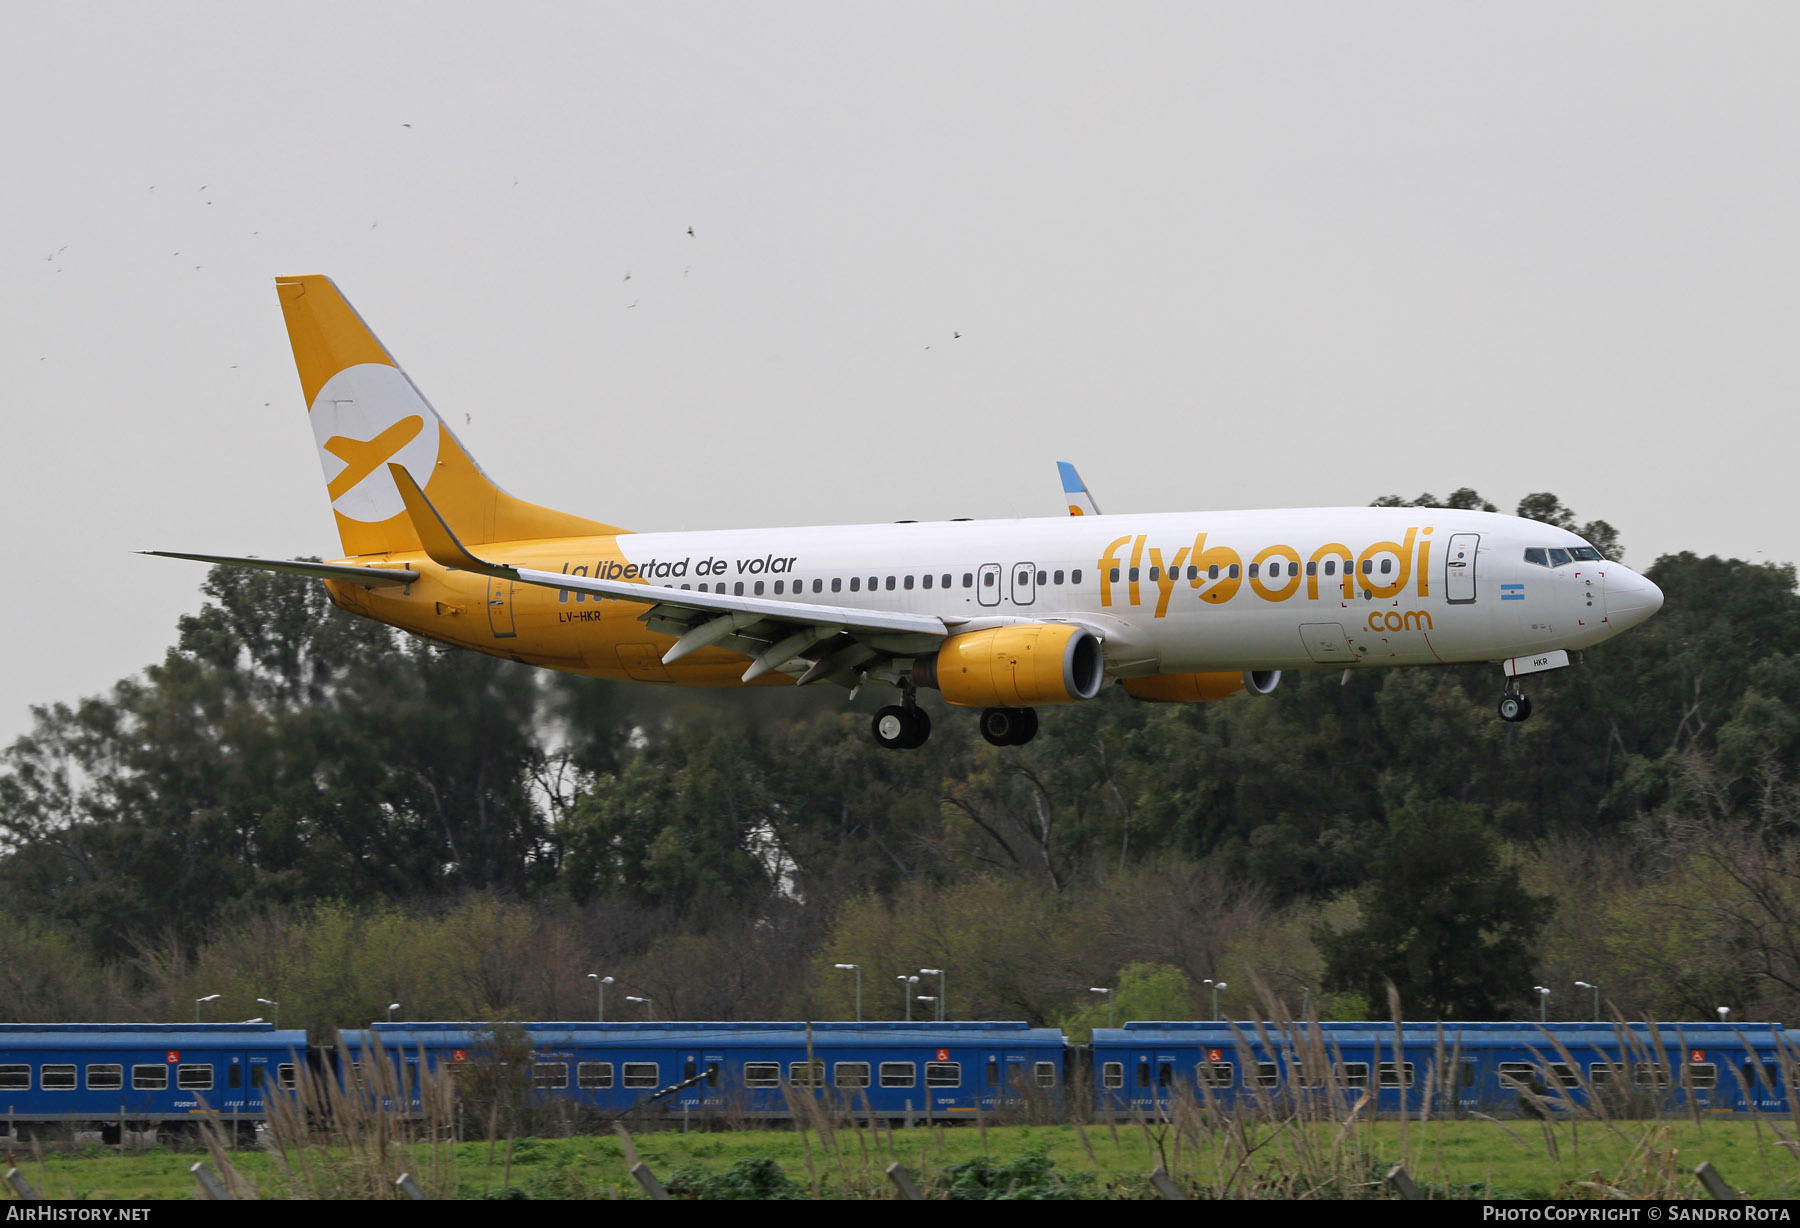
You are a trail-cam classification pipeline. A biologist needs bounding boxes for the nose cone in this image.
[1609,566,1664,631]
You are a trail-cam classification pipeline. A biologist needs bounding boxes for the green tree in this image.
[1316,804,1552,1018]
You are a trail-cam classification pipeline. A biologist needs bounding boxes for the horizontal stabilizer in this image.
[139,550,418,586]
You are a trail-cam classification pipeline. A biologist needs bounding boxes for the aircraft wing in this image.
[388,464,950,684]
[138,550,420,586]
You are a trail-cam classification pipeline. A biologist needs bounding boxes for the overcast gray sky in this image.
[3,3,1795,744]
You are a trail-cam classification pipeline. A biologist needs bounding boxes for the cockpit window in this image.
[1524,548,1548,567]
[1569,547,1603,562]
[1547,548,1571,567]
[1527,545,1606,567]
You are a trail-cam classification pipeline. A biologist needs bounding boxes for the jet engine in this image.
[1121,670,1281,703]
[915,624,1106,707]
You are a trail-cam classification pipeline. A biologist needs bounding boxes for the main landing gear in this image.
[872,702,932,750]
[979,706,1039,747]
[1498,689,1533,723]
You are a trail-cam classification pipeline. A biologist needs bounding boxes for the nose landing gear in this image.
[1498,690,1533,723]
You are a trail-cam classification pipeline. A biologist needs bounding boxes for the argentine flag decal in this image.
[1500,583,1525,601]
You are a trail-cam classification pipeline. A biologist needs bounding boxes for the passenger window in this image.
[814,579,823,593]
[904,575,914,590]
[1325,560,1336,576]
[886,576,896,590]
[1110,567,1121,582]
[850,577,861,592]
[1018,571,1029,585]
[983,573,995,587]
[832,578,842,592]
[1036,569,1046,585]
[1208,565,1219,580]
[1054,570,1064,585]
[1361,560,1373,574]
[1071,569,1082,584]
[1247,564,1258,579]
[1229,565,1239,578]
[1129,567,1139,582]
[869,576,878,590]
[942,574,952,588]
[1379,559,1392,575]
[1306,562,1316,576]
[734,582,745,595]
[1149,567,1161,581]
[922,574,932,589]
[774,580,784,594]
[963,573,974,587]
[754,581,764,595]
[1187,565,1198,580]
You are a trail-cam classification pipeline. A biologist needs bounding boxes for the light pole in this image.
[897,975,919,1021]
[1299,985,1311,1021]
[1718,1007,1731,1022]
[257,998,279,1028]
[835,964,862,1023]
[627,995,655,1022]
[1210,981,1228,1020]
[921,969,946,1021]
[195,994,220,1023]
[1534,986,1551,1023]
[1575,981,1600,1022]
[387,1002,401,1022]
[587,973,613,1022]
[1090,987,1114,1029]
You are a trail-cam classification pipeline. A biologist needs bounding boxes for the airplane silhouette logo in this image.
[324,415,425,502]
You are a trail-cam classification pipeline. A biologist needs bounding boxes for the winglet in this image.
[1058,461,1102,516]
[388,463,516,579]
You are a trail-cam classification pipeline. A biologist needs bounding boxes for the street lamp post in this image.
[257,998,279,1028]
[1575,981,1600,1022]
[1090,987,1114,1029]
[1534,986,1551,1023]
[195,994,220,1023]
[835,964,862,1023]
[920,969,946,1021]
[626,995,654,1022]
[587,973,614,1022]
[897,976,919,1021]
[387,1002,401,1022]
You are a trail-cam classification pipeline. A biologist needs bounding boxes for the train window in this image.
[1158,1063,1173,1087]
[278,1064,298,1090]
[1035,1062,1057,1087]
[1137,1061,1150,1087]
[622,1063,659,1089]
[533,1063,568,1090]
[925,1062,961,1088]
[706,1064,721,1087]
[177,1064,213,1090]
[1337,1063,1370,1089]
[250,1066,265,1090]
[1634,1064,1671,1089]
[577,1063,613,1089]
[834,1063,871,1089]
[40,1064,75,1091]
[790,1061,825,1089]
[1589,1062,1627,1086]
[1197,1061,1234,1089]
[1377,1062,1414,1089]
[683,1061,697,1081]
[1255,1062,1280,1089]
[1498,1063,1539,1091]
[228,1065,242,1090]
[87,1064,123,1091]
[1548,1063,1580,1089]
[986,1061,999,1086]
[131,1065,167,1090]
[1293,1062,1325,1089]
[879,1062,915,1088]
[0,1065,28,1090]
[743,1063,781,1088]
[1102,1062,1124,1089]
[1685,1064,1718,1090]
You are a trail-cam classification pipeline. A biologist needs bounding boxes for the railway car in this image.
[0,1023,308,1141]
[1090,1021,1795,1119]
[338,1020,1067,1122]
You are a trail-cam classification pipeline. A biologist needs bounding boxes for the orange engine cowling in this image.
[1121,670,1281,703]
[916,624,1106,708]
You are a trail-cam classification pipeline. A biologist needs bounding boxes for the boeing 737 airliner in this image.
[148,276,1664,749]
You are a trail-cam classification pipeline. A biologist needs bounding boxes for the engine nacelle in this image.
[916,624,1106,708]
[1121,669,1282,703]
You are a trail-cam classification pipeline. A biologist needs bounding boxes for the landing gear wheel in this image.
[979,707,1040,747]
[1498,693,1532,723]
[873,705,917,750]
[873,705,931,749]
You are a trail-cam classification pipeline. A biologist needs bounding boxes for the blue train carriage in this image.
[0,1023,307,1142]
[340,1021,1067,1122]
[1090,1021,1795,1119]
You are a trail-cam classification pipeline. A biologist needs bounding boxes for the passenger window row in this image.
[0,1061,294,1091]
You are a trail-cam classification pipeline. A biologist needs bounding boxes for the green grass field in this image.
[9,1115,1800,1200]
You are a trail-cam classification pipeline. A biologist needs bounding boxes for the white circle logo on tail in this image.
[309,364,442,523]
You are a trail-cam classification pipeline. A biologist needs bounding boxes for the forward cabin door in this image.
[977,563,1002,608]
[1010,563,1036,606]
[1444,534,1479,604]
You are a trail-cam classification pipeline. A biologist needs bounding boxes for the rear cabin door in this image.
[977,563,1002,607]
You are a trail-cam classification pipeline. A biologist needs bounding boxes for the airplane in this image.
[146,275,1665,750]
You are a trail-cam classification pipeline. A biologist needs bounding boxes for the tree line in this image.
[5,492,1800,1037]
